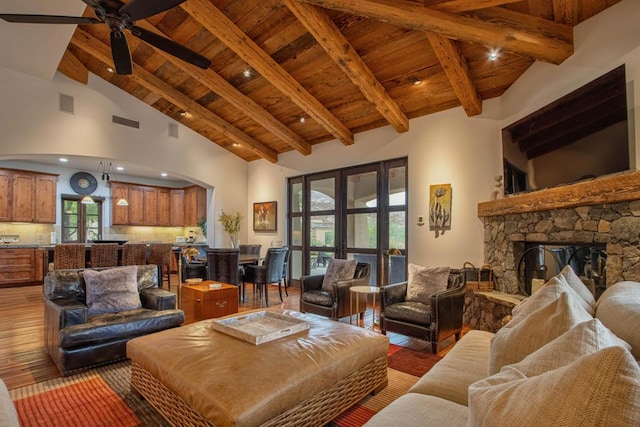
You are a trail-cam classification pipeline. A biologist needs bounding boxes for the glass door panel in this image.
[310,178,335,211]
[347,171,377,208]
[347,213,376,248]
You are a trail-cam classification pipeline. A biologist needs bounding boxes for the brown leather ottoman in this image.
[126,310,388,427]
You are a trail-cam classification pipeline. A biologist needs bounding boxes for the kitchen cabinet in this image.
[143,187,158,225]
[184,185,206,226]
[110,181,205,227]
[111,182,129,225]
[170,189,184,226]
[0,171,11,222]
[157,188,171,226]
[0,248,36,286]
[1,170,57,223]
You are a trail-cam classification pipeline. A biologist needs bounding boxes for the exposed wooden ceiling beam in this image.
[426,34,482,116]
[181,0,354,146]
[432,0,524,13]
[283,0,408,133]
[57,49,88,85]
[70,29,278,163]
[133,21,312,156]
[552,0,580,25]
[297,0,574,65]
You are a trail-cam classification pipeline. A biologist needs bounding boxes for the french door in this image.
[288,158,407,286]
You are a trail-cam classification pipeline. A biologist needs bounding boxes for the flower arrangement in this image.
[218,211,242,247]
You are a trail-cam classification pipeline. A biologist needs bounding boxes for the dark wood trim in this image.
[478,171,640,217]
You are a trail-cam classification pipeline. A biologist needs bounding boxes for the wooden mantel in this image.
[478,171,640,217]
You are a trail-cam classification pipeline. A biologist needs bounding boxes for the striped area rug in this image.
[9,345,441,427]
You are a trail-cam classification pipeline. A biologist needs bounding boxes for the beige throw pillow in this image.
[406,264,450,304]
[559,264,596,308]
[468,347,640,426]
[84,266,141,316]
[321,258,357,291]
[488,292,593,375]
[596,281,640,360]
[510,275,594,323]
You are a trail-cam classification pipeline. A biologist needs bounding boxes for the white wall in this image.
[0,67,249,247]
[248,0,640,270]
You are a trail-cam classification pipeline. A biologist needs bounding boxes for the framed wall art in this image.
[253,201,277,232]
[429,184,452,236]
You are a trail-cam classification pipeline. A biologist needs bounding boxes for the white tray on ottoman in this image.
[211,311,310,345]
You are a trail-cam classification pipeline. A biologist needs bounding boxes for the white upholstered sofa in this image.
[366,266,640,426]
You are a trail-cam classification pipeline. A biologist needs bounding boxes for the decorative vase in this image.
[230,235,239,248]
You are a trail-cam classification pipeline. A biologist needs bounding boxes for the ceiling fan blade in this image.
[131,26,211,69]
[0,14,100,25]
[119,0,186,22]
[110,30,133,75]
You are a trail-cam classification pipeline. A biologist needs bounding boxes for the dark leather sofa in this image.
[44,264,184,376]
[380,268,466,353]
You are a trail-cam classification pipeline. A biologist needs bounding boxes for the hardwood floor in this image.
[0,275,457,390]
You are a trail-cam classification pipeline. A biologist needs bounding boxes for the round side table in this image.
[349,285,380,329]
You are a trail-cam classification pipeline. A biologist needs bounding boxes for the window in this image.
[287,158,407,286]
[61,195,103,243]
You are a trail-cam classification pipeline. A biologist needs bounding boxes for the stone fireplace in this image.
[478,171,640,296]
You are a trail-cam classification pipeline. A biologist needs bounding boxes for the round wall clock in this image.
[70,172,98,195]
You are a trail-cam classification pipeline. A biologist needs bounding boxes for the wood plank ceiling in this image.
[57,0,621,163]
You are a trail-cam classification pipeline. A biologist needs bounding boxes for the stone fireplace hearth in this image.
[478,171,640,296]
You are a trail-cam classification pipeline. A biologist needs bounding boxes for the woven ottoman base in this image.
[131,355,387,427]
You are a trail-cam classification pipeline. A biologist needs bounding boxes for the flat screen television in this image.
[502,65,632,195]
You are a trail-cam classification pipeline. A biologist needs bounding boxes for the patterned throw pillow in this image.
[84,266,141,316]
[321,259,357,292]
[406,264,450,304]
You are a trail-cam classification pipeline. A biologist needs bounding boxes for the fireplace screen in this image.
[518,243,606,298]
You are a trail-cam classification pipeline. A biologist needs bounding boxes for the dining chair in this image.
[53,243,85,269]
[90,243,119,268]
[206,248,243,301]
[239,244,261,257]
[148,243,173,290]
[121,243,148,266]
[282,246,292,296]
[242,246,288,307]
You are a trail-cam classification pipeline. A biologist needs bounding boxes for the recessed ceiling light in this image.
[116,166,124,171]
[161,173,168,177]
[106,67,115,73]
[59,158,68,163]
[488,49,499,61]
[179,111,189,118]
[242,69,252,78]
[412,78,423,86]
[299,116,306,123]
[232,142,240,147]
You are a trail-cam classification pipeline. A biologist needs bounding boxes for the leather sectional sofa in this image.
[44,264,184,376]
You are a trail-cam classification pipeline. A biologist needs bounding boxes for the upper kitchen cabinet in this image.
[0,169,57,223]
[110,182,205,227]
[184,185,206,226]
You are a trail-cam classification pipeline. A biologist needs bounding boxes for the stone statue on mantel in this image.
[491,175,504,200]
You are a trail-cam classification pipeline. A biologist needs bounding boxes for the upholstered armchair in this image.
[299,262,371,320]
[380,268,466,353]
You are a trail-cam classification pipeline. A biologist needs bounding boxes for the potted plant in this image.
[218,211,242,248]
[197,218,207,238]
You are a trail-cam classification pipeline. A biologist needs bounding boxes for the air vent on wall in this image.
[169,122,179,138]
[59,93,74,114]
[112,115,140,129]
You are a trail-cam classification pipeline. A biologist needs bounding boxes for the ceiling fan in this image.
[0,0,211,75]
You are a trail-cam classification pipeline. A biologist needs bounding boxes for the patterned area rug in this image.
[10,345,441,427]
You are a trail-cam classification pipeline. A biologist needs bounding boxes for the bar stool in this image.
[121,243,148,266]
[148,243,173,290]
[90,243,119,268]
[53,244,85,269]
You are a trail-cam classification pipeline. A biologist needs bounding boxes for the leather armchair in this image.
[44,264,184,376]
[299,262,371,320]
[380,268,466,353]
